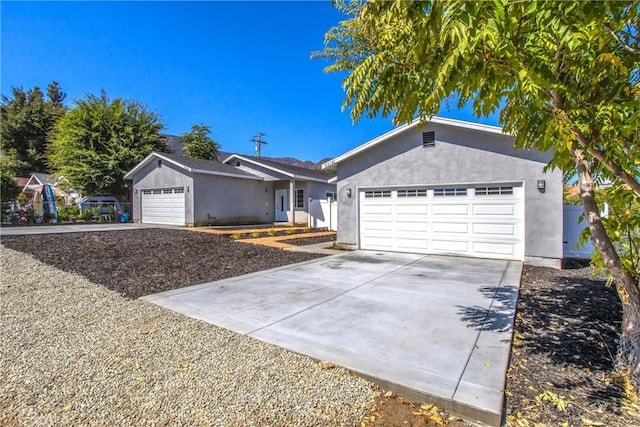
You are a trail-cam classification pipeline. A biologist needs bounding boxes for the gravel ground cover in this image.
[3,228,638,426]
[0,229,323,298]
[0,246,378,426]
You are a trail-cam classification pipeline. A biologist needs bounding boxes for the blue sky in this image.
[2,1,500,162]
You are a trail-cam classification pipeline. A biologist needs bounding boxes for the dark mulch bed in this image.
[282,234,337,246]
[1,229,323,299]
[364,264,640,426]
[504,265,639,426]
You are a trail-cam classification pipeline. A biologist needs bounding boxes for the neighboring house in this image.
[322,116,564,268]
[21,172,77,203]
[222,154,336,224]
[124,151,336,226]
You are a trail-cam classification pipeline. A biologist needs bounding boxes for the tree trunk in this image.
[575,150,640,390]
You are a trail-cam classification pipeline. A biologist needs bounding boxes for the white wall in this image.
[308,199,337,231]
[563,205,594,259]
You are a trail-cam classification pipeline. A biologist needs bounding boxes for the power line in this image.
[251,132,268,158]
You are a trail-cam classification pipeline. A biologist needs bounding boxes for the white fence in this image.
[563,205,594,259]
[308,198,337,231]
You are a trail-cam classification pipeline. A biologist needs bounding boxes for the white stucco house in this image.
[322,117,564,267]
[124,151,336,226]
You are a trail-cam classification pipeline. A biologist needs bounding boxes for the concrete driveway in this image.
[0,223,170,236]
[143,251,522,426]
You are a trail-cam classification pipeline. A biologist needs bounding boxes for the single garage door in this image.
[359,184,523,260]
[141,187,186,225]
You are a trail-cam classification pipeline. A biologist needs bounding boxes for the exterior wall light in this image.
[537,180,546,193]
[346,188,352,198]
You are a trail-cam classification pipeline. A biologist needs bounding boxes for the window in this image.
[152,189,162,195]
[434,187,467,197]
[162,189,173,194]
[422,131,435,147]
[326,191,337,200]
[236,161,241,167]
[296,189,304,208]
[364,190,391,198]
[174,187,185,194]
[475,186,514,196]
[397,189,427,198]
[142,190,153,195]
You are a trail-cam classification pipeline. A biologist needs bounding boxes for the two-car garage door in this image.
[141,188,186,225]
[359,184,523,260]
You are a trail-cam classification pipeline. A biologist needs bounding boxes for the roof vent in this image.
[422,131,435,147]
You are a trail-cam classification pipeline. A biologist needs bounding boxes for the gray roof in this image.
[155,152,258,178]
[238,155,336,181]
[33,173,56,185]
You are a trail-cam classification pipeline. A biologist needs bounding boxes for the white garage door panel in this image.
[359,185,524,260]
[432,239,469,252]
[433,204,469,216]
[141,188,185,225]
[363,204,393,215]
[433,222,469,234]
[473,223,516,236]
[474,204,516,216]
[473,242,517,255]
[396,204,429,215]
[395,238,429,250]
[396,221,428,232]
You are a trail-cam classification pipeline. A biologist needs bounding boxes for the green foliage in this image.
[0,81,66,174]
[315,0,639,188]
[182,123,220,161]
[0,159,21,202]
[593,186,640,280]
[48,90,167,198]
[563,186,582,205]
[56,205,79,222]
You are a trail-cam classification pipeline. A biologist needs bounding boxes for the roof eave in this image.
[321,116,507,168]
[191,168,263,180]
[224,154,295,178]
[124,152,192,179]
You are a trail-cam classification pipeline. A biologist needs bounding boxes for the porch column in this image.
[289,179,295,225]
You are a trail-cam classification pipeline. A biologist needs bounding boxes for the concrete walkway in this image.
[143,251,522,426]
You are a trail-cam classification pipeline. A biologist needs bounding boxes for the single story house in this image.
[124,151,336,226]
[21,173,78,203]
[322,117,563,268]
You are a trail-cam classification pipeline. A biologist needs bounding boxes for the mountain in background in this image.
[162,134,331,169]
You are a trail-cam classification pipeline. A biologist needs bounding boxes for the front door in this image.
[275,189,288,221]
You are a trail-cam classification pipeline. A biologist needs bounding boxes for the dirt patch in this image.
[0,229,323,299]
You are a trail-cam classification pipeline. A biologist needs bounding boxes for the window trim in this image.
[475,186,514,196]
[325,191,337,200]
[434,187,467,197]
[364,190,392,198]
[397,189,427,198]
[295,189,304,208]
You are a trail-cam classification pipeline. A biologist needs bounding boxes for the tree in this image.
[0,158,21,203]
[182,123,220,161]
[48,91,167,198]
[315,0,640,389]
[0,81,66,174]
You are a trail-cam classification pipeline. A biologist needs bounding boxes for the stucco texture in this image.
[335,122,563,264]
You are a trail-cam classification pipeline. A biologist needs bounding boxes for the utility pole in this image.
[251,132,268,158]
